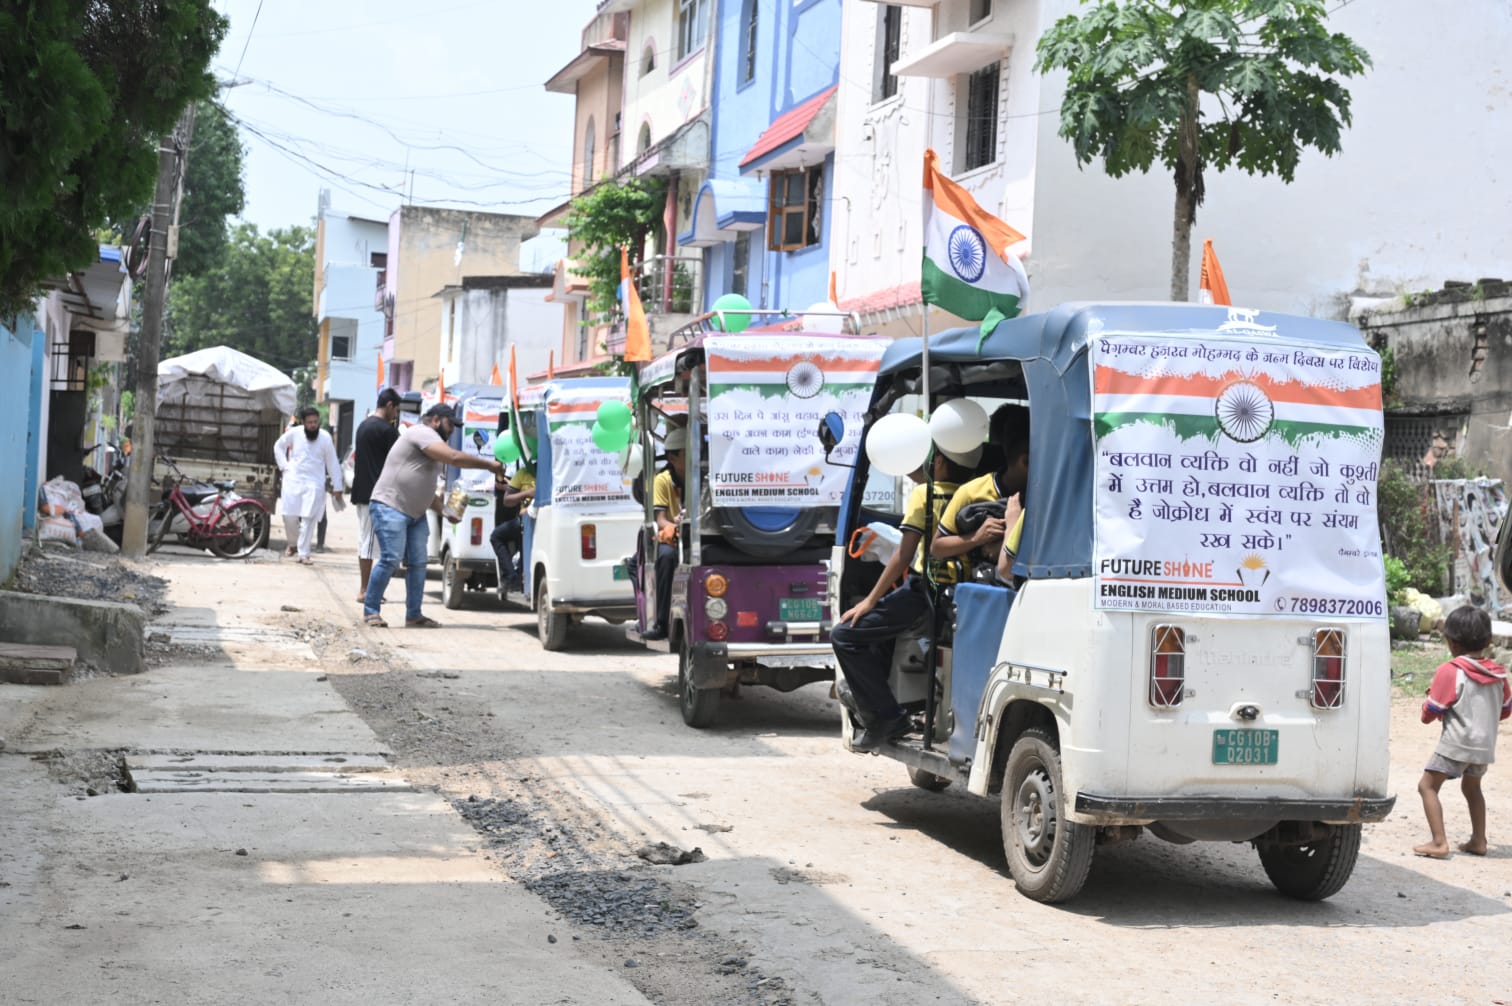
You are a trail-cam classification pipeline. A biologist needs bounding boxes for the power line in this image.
[231,0,264,81]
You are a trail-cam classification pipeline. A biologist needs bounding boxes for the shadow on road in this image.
[861,784,1511,927]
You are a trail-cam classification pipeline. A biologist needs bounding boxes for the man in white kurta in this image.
[274,408,344,564]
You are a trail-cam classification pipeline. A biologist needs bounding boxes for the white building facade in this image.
[315,198,388,454]
[435,275,562,388]
[833,0,1512,331]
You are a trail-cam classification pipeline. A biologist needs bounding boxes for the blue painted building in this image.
[1,311,44,583]
[679,0,841,315]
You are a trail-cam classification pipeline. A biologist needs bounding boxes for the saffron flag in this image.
[620,246,650,363]
[921,149,1028,335]
[489,362,503,386]
[1199,239,1232,306]
[437,368,446,403]
[508,344,519,410]
[375,351,384,391]
[548,350,555,380]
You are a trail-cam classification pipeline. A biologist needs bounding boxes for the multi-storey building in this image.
[313,193,388,453]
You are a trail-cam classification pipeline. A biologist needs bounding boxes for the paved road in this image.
[4,523,1510,1005]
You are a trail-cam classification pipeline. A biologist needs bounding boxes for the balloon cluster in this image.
[863,399,991,477]
[591,400,633,453]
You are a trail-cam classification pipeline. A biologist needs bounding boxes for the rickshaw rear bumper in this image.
[687,641,836,688]
[1074,792,1396,825]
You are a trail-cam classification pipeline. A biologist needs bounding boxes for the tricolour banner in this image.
[544,385,636,510]
[1091,325,1386,617]
[705,335,885,507]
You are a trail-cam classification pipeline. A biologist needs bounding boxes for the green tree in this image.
[0,1,227,315]
[1035,0,1370,300]
[561,177,668,318]
[166,223,317,377]
[174,100,246,278]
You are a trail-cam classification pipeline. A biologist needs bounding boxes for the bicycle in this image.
[148,454,270,559]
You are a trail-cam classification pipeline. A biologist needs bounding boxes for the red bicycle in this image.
[147,454,270,559]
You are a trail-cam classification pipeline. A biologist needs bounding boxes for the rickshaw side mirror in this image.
[818,411,851,466]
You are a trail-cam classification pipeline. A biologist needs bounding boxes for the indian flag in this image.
[1093,365,1383,447]
[922,149,1029,329]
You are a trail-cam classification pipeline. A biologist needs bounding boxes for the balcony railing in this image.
[635,254,702,316]
[582,10,628,49]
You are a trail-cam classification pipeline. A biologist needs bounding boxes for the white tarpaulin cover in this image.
[157,346,297,416]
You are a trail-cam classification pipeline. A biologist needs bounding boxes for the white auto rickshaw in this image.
[828,303,1395,903]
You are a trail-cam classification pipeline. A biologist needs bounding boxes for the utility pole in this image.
[121,103,196,558]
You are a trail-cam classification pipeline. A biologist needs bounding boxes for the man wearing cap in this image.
[831,442,980,752]
[363,403,504,628]
[642,427,687,640]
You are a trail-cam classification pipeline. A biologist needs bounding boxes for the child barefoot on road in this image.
[1414,605,1512,859]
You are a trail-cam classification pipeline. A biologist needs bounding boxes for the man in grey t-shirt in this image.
[363,403,503,627]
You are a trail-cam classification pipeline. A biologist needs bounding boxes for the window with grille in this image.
[874,6,902,103]
[50,330,93,391]
[768,167,823,252]
[677,0,708,61]
[741,0,758,84]
[732,232,752,297]
[960,62,1000,173]
[1383,415,1463,480]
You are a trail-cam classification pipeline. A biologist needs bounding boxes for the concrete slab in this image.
[0,642,75,685]
[0,589,143,675]
[0,665,389,755]
[0,759,653,1005]
[128,770,414,794]
[126,753,392,773]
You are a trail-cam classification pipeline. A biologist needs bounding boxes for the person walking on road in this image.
[364,403,503,628]
[350,389,402,601]
[274,407,344,565]
[1414,605,1511,859]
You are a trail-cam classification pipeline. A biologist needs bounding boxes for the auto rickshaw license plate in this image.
[612,563,630,581]
[779,598,822,622]
[1212,729,1279,765]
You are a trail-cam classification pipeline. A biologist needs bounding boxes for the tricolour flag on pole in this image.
[921,149,1029,336]
[621,247,650,363]
[489,362,503,386]
[1198,238,1231,306]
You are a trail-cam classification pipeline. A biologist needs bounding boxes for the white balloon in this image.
[866,413,932,477]
[928,398,989,453]
[619,442,644,480]
[801,301,846,333]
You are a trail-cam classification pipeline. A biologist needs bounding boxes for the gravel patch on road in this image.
[334,667,797,1006]
[10,548,168,617]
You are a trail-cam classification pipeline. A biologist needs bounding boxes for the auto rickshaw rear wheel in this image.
[441,554,465,610]
[536,577,568,650]
[677,639,721,728]
[1001,727,1094,903]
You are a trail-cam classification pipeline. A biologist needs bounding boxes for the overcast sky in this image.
[214,0,599,270]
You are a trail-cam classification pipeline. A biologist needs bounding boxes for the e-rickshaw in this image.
[509,376,640,649]
[438,386,509,608]
[828,303,1394,902]
[628,311,887,727]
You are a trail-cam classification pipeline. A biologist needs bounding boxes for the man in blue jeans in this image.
[363,404,504,627]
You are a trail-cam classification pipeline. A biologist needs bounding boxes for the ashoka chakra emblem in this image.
[786,361,825,399]
[947,225,987,283]
[1215,380,1274,443]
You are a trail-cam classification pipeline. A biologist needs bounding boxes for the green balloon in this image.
[493,436,520,464]
[597,400,632,430]
[591,422,628,453]
[710,293,752,333]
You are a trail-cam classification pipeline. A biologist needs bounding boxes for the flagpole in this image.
[920,303,931,417]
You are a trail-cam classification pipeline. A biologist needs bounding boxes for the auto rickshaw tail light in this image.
[707,620,729,641]
[1148,624,1185,708]
[470,518,483,545]
[1311,628,1346,709]
[705,572,728,597]
[581,524,597,560]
